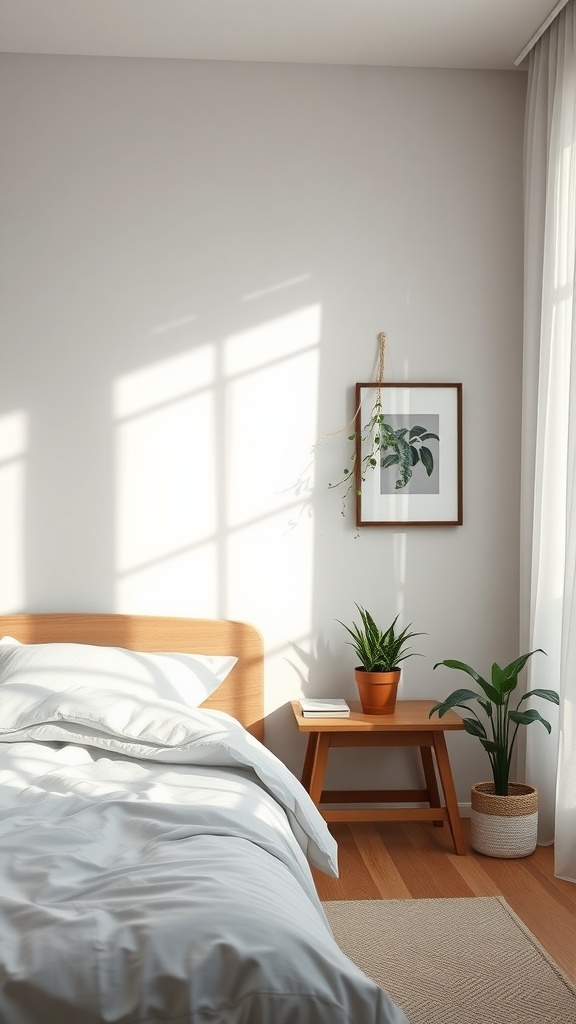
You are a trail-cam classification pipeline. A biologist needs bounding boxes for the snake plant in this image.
[339,605,424,672]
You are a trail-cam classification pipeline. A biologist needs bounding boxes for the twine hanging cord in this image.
[315,332,388,447]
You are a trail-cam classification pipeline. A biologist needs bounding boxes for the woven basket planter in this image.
[470,782,538,858]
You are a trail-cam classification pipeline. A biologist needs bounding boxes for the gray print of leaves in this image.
[379,422,439,489]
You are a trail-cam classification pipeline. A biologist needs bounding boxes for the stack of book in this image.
[299,698,350,718]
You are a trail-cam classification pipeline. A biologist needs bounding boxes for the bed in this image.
[0,613,408,1024]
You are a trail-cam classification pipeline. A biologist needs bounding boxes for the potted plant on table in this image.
[430,650,559,858]
[339,605,424,715]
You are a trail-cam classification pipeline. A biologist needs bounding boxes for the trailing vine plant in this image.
[325,334,439,516]
[326,385,385,516]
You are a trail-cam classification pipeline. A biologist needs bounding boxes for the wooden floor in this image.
[312,819,576,983]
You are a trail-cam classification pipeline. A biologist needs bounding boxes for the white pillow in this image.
[0,636,22,646]
[0,642,237,729]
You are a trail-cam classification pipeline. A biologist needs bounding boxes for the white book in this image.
[299,698,350,717]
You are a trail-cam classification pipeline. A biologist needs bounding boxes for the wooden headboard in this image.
[0,613,265,742]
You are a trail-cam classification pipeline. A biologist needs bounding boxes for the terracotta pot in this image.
[470,781,538,858]
[355,668,401,715]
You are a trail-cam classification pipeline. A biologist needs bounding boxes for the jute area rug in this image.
[323,896,576,1024]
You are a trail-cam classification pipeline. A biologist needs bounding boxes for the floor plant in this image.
[430,649,559,856]
[429,649,558,796]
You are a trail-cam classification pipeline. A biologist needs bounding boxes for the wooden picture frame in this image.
[355,382,462,527]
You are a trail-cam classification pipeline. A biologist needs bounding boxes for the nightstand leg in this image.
[301,734,320,792]
[308,733,331,807]
[420,745,443,828]
[433,732,466,855]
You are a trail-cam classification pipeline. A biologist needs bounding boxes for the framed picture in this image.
[355,382,462,527]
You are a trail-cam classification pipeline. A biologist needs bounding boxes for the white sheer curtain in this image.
[521,0,576,882]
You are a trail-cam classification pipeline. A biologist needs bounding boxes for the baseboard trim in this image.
[316,800,473,817]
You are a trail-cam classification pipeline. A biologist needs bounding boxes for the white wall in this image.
[0,54,527,799]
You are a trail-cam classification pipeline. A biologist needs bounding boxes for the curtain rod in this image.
[515,0,571,65]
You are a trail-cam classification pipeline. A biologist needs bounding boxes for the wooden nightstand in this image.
[291,699,466,855]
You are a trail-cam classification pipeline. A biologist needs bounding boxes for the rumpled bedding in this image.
[0,702,409,1024]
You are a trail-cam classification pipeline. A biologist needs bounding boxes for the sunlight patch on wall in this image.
[227,506,320,722]
[151,313,199,337]
[0,411,28,612]
[115,396,217,567]
[224,305,321,527]
[114,346,215,418]
[227,509,315,653]
[224,305,320,375]
[113,305,321,618]
[223,305,321,694]
[116,545,219,617]
[113,345,218,611]
[243,275,311,302]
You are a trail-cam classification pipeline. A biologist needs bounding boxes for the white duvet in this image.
[0,699,409,1023]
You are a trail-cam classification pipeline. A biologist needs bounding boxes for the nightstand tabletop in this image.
[291,699,464,733]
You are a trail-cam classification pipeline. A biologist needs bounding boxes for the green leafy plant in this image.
[328,389,439,513]
[430,651,559,795]
[338,604,425,672]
